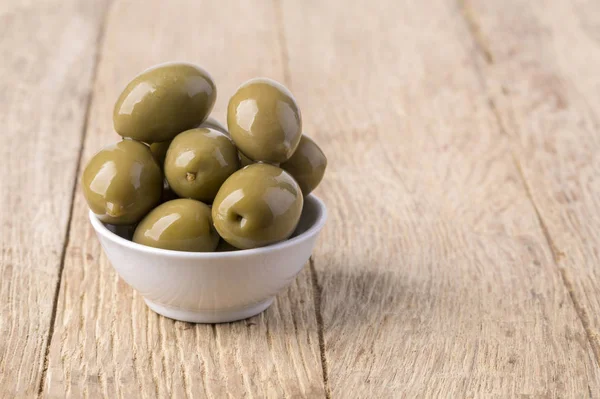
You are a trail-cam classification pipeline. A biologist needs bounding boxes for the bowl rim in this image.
[89,194,327,259]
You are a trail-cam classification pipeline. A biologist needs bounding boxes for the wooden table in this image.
[2,0,600,397]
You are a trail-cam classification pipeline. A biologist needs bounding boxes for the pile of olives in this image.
[83,62,327,252]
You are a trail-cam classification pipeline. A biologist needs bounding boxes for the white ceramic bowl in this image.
[89,195,327,323]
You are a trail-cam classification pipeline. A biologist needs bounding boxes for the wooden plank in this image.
[43,0,325,397]
[464,0,600,365]
[0,1,108,396]
[280,0,600,396]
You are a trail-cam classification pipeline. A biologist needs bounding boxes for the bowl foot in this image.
[144,297,275,323]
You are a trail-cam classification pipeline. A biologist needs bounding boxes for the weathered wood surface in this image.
[1,0,599,397]
[281,0,600,396]
[465,0,600,364]
[0,0,108,397]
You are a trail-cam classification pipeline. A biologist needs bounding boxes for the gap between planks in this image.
[457,0,600,367]
[36,2,114,396]
[309,258,331,399]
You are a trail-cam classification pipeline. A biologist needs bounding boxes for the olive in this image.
[227,78,302,163]
[133,199,219,252]
[82,140,162,225]
[212,163,303,249]
[149,140,171,169]
[164,127,240,203]
[114,62,216,143]
[281,135,327,195]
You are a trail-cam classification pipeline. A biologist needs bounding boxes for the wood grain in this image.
[43,0,325,397]
[280,0,600,396]
[7,0,599,397]
[0,0,107,396]
[464,0,600,365]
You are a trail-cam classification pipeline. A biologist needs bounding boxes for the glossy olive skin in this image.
[281,135,327,195]
[212,163,303,249]
[227,78,302,163]
[114,62,216,143]
[164,127,240,202]
[150,140,171,169]
[133,199,219,252]
[200,116,228,134]
[198,117,253,167]
[83,140,162,225]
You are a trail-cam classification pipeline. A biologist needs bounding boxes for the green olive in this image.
[212,163,303,249]
[82,140,162,225]
[133,199,219,252]
[281,135,327,195]
[227,78,302,163]
[150,140,171,169]
[114,62,216,143]
[164,127,240,202]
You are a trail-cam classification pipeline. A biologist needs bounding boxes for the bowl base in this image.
[144,297,275,323]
